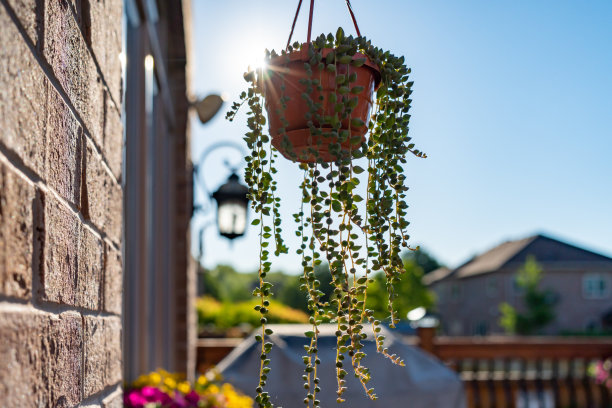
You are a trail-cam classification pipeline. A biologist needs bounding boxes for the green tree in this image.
[201,264,255,302]
[365,259,435,321]
[499,256,557,335]
[403,247,442,274]
[278,263,334,313]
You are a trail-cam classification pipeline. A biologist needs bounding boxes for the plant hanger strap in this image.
[286,0,362,49]
[345,0,361,37]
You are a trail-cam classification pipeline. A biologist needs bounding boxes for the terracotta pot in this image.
[263,47,380,163]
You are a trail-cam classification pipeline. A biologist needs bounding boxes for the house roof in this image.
[426,233,612,284]
[454,235,538,278]
[422,267,452,285]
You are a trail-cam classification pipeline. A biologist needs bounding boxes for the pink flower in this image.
[124,390,149,408]
[594,361,610,384]
[185,390,201,405]
[141,386,172,404]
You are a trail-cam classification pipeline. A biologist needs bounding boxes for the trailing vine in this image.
[227,27,426,407]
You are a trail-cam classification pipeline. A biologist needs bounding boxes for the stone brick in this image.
[47,311,84,406]
[86,75,108,152]
[103,93,123,181]
[0,6,47,176]
[0,162,35,299]
[0,310,48,407]
[89,0,123,107]
[41,193,79,305]
[84,142,122,244]
[45,87,83,207]
[103,242,122,315]
[43,0,102,143]
[3,0,42,46]
[106,316,122,385]
[84,316,122,397]
[84,142,106,229]
[77,226,103,310]
[83,316,105,397]
[0,310,83,407]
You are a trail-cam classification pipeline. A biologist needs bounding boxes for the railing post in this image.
[417,326,437,356]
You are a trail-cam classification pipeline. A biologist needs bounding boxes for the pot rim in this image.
[267,46,381,88]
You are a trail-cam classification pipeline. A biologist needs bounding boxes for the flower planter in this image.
[263,47,380,162]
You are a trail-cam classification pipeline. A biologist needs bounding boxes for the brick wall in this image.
[0,0,123,405]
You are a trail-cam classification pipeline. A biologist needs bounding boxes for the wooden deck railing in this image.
[197,329,612,407]
[418,328,612,408]
[196,337,244,373]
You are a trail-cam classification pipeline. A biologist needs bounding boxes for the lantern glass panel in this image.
[217,200,247,236]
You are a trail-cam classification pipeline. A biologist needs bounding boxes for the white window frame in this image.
[450,282,462,301]
[582,273,609,300]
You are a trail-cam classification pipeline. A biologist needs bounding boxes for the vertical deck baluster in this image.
[487,359,496,408]
[599,380,610,407]
[535,359,545,408]
[551,359,561,408]
[472,359,482,408]
[567,359,577,408]
[457,359,472,407]
[502,358,513,408]
[518,359,529,408]
[581,358,594,407]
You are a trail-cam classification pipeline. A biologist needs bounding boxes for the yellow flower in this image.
[163,377,177,390]
[149,372,162,385]
[177,381,190,394]
[220,383,253,408]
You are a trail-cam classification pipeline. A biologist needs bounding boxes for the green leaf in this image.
[338,55,352,64]
[353,166,365,174]
[332,200,342,212]
[336,27,345,42]
[305,331,315,338]
[351,86,364,94]
[351,58,366,67]
[350,118,365,128]
[251,219,261,225]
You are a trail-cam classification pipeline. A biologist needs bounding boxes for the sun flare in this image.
[240,38,268,71]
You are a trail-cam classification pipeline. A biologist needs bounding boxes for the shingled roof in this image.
[425,233,612,285]
[453,235,538,278]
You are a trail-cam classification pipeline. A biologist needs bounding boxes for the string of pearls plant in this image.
[227,28,426,408]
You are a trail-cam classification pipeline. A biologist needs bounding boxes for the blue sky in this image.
[189,0,612,273]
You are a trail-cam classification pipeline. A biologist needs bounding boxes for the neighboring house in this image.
[425,234,612,336]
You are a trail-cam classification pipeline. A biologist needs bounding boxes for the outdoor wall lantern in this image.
[211,173,249,240]
[191,95,249,294]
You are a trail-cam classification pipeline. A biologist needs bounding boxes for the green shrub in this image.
[196,296,309,331]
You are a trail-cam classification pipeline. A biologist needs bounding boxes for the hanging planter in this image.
[264,47,381,162]
[227,1,427,406]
